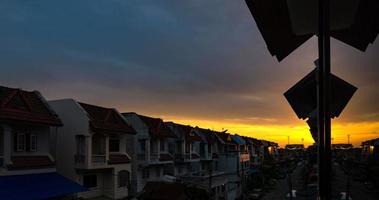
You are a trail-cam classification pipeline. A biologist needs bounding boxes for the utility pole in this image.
[288,136,290,145]
[347,134,350,144]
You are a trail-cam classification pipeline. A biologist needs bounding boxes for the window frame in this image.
[118,170,130,188]
[109,138,120,153]
[16,133,26,152]
[30,134,37,152]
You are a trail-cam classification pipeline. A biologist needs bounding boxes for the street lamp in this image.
[244,0,378,199]
[286,0,360,35]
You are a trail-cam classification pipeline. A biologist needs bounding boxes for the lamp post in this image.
[245,0,378,199]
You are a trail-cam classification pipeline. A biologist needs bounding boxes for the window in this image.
[139,140,146,152]
[160,140,165,151]
[16,133,25,152]
[76,135,86,155]
[142,168,150,179]
[118,170,130,188]
[185,142,190,153]
[109,138,120,152]
[155,167,160,177]
[83,174,97,188]
[30,134,37,152]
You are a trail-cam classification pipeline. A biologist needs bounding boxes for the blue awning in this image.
[231,135,246,145]
[0,172,88,200]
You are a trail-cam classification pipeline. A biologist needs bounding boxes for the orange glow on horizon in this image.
[161,117,379,148]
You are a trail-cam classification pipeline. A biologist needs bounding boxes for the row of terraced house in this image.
[0,85,279,200]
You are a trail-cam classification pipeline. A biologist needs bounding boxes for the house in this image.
[285,144,305,159]
[0,86,86,199]
[362,138,379,162]
[213,132,248,200]
[165,123,202,176]
[49,99,136,199]
[122,113,177,193]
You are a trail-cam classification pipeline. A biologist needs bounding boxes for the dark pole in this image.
[318,0,331,199]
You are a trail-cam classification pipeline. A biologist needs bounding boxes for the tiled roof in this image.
[191,153,200,159]
[194,127,219,144]
[108,153,131,164]
[138,115,177,139]
[362,138,379,146]
[79,102,136,135]
[8,156,55,170]
[159,153,173,161]
[175,124,202,142]
[0,86,62,126]
[215,132,236,145]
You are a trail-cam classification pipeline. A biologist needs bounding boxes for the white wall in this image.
[48,99,90,182]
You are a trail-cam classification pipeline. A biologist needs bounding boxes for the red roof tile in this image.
[8,156,55,170]
[0,86,62,126]
[108,153,131,165]
[216,132,236,145]
[79,103,136,135]
[138,115,177,139]
[174,124,202,142]
[191,153,200,159]
[159,153,173,161]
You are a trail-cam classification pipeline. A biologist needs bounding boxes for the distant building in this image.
[122,113,177,194]
[0,86,86,199]
[362,138,379,161]
[49,99,135,199]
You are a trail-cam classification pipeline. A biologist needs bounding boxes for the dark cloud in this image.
[0,0,378,125]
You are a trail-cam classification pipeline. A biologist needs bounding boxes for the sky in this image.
[1,0,378,147]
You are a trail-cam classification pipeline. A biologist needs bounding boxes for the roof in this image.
[173,124,202,142]
[138,115,177,139]
[0,86,62,126]
[362,138,379,146]
[108,153,131,165]
[79,102,136,135]
[0,172,87,199]
[194,127,220,144]
[8,156,55,170]
[215,132,236,145]
[285,144,305,150]
[159,153,174,162]
[231,135,246,145]
[139,181,209,200]
[245,0,378,61]
[332,144,353,150]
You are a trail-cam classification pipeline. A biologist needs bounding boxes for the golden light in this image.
[369,145,375,155]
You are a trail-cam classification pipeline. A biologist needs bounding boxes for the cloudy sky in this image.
[1,0,378,147]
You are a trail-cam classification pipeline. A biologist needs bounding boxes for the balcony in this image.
[174,153,190,162]
[150,153,159,162]
[200,152,212,161]
[74,154,86,164]
[92,154,106,165]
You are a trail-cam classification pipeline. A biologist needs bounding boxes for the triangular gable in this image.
[105,109,123,125]
[2,90,31,111]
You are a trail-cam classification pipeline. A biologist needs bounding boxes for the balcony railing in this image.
[150,153,159,162]
[174,153,190,162]
[75,154,86,164]
[92,154,106,164]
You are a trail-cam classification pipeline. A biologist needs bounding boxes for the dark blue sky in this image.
[1,0,378,140]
